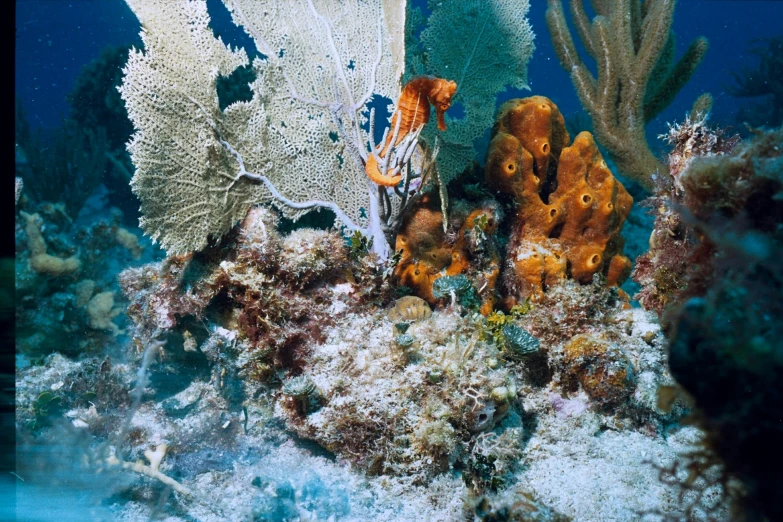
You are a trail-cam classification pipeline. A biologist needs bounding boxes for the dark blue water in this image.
[15,0,783,133]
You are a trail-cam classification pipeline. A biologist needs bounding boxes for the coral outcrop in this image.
[635,124,783,521]
[486,97,633,302]
[546,0,710,191]
[563,334,636,408]
[277,309,521,483]
[633,114,739,314]
[392,195,502,314]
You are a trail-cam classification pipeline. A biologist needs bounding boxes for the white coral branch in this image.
[105,444,191,496]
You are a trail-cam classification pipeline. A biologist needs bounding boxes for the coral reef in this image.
[18,1,760,520]
[486,97,633,303]
[16,197,724,520]
[545,0,710,191]
[640,125,783,521]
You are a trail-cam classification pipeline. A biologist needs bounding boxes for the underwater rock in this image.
[658,126,783,521]
[633,114,740,315]
[278,228,348,288]
[563,334,637,408]
[276,310,519,481]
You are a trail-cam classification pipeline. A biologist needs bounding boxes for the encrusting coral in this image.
[545,0,710,191]
[277,308,522,483]
[486,97,633,303]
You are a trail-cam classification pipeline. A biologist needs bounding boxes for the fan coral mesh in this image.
[119,0,405,254]
[410,0,535,183]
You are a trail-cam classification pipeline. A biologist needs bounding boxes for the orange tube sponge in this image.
[486,97,632,300]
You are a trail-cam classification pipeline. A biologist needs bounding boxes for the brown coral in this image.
[563,333,636,407]
[486,96,632,301]
[393,195,451,303]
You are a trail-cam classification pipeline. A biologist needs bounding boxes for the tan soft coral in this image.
[20,211,81,277]
[486,96,632,301]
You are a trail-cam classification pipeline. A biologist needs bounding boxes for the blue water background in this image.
[16,0,782,135]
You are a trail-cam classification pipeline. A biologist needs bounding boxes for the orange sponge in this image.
[486,97,632,300]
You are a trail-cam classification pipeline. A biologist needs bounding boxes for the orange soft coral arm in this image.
[365,76,457,187]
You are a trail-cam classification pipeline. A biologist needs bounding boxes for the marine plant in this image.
[545,0,710,191]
